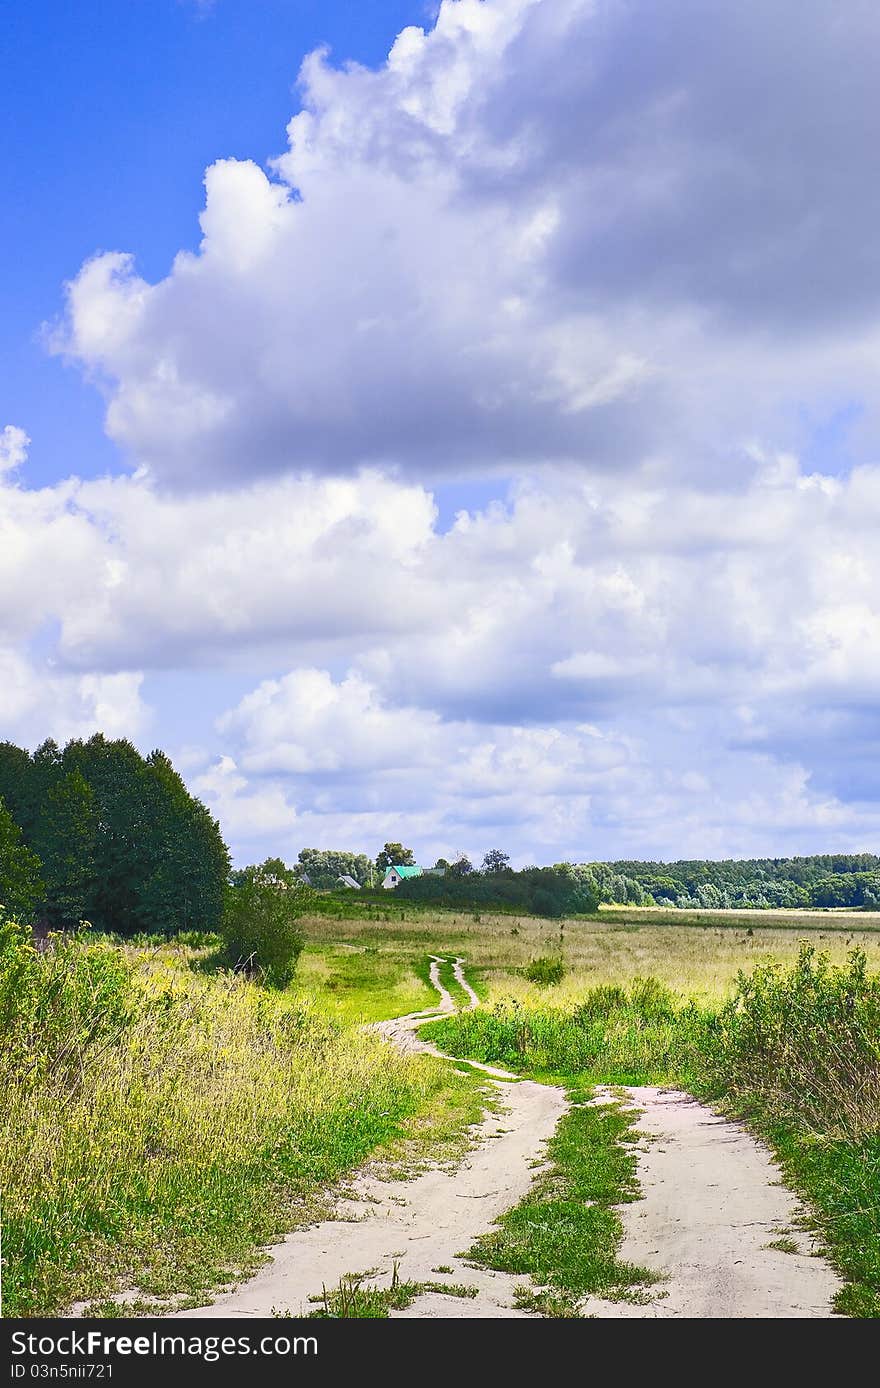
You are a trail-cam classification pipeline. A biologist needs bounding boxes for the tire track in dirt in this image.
[173,961,843,1320]
[174,957,566,1319]
[581,1086,842,1318]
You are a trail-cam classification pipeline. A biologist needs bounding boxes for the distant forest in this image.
[394,855,880,914]
[604,857,880,910]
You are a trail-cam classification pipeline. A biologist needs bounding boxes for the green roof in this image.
[387,864,422,878]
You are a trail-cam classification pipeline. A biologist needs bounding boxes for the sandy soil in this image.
[173,962,842,1320]
[582,1087,841,1318]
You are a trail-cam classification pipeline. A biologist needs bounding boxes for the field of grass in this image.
[295,942,436,1023]
[300,903,880,1007]
[0,918,485,1317]
[8,900,880,1318]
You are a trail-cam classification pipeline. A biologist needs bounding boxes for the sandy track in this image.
[582,1087,841,1318]
[174,958,566,1319]
[173,962,842,1320]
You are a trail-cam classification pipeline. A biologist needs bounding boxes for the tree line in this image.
[295,846,880,914]
[0,736,229,933]
[608,856,880,910]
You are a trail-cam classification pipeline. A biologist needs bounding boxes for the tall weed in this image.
[704,946,880,1139]
[0,914,455,1315]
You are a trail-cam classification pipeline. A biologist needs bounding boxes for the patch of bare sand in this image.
[582,1086,842,1319]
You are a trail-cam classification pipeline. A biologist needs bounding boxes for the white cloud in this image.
[9,0,880,860]
[2,444,880,857]
[53,1,880,487]
[203,659,880,867]
[0,647,146,748]
[0,426,30,475]
[190,755,297,845]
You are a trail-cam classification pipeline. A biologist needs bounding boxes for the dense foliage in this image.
[290,845,880,913]
[394,863,600,917]
[608,854,880,909]
[375,842,415,873]
[0,799,44,921]
[0,736,229,934]
[296,847,374,889]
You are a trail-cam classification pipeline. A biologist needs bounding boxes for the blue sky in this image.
[1,1,428,486]
[3,0,880,866]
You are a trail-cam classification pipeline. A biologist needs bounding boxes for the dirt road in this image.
[581,1087,841,1318]
[175,957,566,1319]
[175,960,841,1319]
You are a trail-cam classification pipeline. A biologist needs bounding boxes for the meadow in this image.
[298,901,880,1013]
[0,915,484,1317]
[5,900,880,1317]
[300,902,880,1317]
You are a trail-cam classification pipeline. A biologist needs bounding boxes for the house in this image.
[381,864,423,890]
[336,874,362,890]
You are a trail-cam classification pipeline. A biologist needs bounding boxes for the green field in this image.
[295,904,880,1317]
[0,919,486,1317]
[296,902,880,1013]
[6,903,880,1317]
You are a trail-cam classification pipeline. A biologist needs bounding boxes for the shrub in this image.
[703,945,880,1139]
[394,864,600,918]
[221,859,312,986]
[524,956,566,986]
[0,799,44,923]
[426,977,711,1084]
[0,913,135,1086]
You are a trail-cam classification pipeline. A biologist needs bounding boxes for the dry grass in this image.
[0,926,479,1316]
[301,906,880,1006]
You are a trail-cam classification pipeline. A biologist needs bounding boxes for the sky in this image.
[3,0,880,868]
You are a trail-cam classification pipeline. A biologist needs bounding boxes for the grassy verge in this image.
[433,955,482,1011]
[295,942,436,1023]
[463,1095,659,1314]
[426,950,880,1316]
[0,918,484,1316]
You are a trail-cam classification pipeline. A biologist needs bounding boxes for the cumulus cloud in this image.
[52,0,880,487]
[3,443,880,856]
[0,646,146,748]
[204,661,880,867]
[0,426,30,475]
[9,0,880,859]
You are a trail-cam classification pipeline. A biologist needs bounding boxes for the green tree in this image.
[481,849,511,874]
[57,736,229,935]
[375,842,415,873]
[138,751,229,933]
[221,858,312,986]
[448,855,473,877]
[61,735,153,933]
[0,742,39,838]
[297,848,373,890]
[0,797,44,922]
[33,771,98,928]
